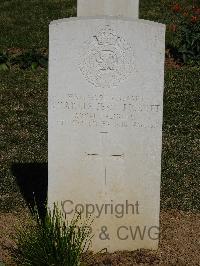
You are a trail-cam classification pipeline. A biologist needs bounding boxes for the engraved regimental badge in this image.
[80,25,135,88]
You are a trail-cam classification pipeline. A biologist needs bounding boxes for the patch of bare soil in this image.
[0,209,30,266]
[165,57,182,69]
[0,210,199,265]
[87,210,200,266]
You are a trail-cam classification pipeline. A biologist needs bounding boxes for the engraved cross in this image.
[86,132,125,185]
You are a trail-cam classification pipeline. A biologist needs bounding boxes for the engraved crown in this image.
[95,25,118,46]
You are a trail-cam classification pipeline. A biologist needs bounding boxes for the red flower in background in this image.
[172,3,181,13]
[191,15,198,23]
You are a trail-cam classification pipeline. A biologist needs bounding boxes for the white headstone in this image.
[77,0,139,18]
[48,17,165,251]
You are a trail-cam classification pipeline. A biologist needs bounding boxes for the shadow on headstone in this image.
[11,163,48,220]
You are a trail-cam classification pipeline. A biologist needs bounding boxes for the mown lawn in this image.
[162,67,200,211]
[0,70,48,211]
[0,0,199,213]
[0,0,76,50]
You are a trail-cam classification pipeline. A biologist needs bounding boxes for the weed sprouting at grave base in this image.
[13,204,93,266]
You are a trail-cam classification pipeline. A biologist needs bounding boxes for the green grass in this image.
[161,67,200,211]
[0,69,48,210]
[0,0,76,50]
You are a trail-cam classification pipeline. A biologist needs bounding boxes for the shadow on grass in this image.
[11,163,48,220]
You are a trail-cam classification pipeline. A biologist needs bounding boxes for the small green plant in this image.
[0,50,48,71]
[167,3,200,65]
[11,49,48,70]
[0,52,9,71]
[13,204,93,266]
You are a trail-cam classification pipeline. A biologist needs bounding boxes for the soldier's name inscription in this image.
[51,93,161,129]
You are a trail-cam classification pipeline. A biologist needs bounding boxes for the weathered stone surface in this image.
[48,17,165,252]
[77,0,139,18]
